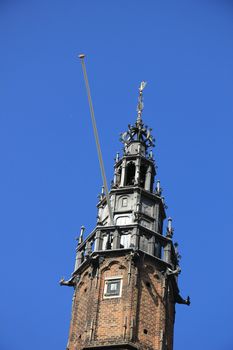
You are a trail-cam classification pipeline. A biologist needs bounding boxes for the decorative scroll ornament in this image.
[120,82,155,149]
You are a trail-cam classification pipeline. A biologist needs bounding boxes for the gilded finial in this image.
[137,81,147,123]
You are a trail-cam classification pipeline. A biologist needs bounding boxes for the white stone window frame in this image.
[103,276,123,299]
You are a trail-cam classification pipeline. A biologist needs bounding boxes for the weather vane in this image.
[137,81,147,123]
[120,81,155,149]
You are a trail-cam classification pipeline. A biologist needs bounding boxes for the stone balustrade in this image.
[74,224,178,271]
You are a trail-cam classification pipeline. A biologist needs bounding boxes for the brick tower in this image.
[61,83,190,350]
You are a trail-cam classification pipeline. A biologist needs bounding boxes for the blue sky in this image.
[1,1,233,349]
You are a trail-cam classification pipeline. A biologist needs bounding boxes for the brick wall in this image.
[67,252,175,350]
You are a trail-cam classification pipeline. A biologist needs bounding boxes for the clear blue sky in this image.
[1,1,233,349]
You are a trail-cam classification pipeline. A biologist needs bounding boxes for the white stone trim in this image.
[103,276,123,299]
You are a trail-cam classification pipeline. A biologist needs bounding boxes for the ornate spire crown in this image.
[120,81,155,150]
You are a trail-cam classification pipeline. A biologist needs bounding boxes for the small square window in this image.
[104,278,122,298]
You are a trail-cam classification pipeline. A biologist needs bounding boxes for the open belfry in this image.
[61,79,190,350]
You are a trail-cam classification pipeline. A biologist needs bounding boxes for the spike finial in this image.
[156,180,162,195]
[115,152,120,163]
[166,217,174,238]
[78,225,85,245]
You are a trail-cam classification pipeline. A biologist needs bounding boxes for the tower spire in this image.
[62,74,190,350]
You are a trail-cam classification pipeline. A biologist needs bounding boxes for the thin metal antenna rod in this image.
[79,54,114,226]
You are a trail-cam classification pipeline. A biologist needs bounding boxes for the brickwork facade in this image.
[67,251,175,350]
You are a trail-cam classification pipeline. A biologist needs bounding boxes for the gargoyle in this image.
[166,266,181,276]
[59,277,75,287]
[176,294,191,306]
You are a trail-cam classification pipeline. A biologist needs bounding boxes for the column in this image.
[130,227,139,250]
[135,158,140,184]
[94,230,102,251]
[145,165,152,191]
[113,166,117,185]
[112,229,121,249]
[120,159,127,187]
[148,235,155,255]
[74,249,84,271]
[163,241,172,264]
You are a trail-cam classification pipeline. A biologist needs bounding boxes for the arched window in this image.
[116,167,122,185]
[125,162,135,186]
[140,164,147,188]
